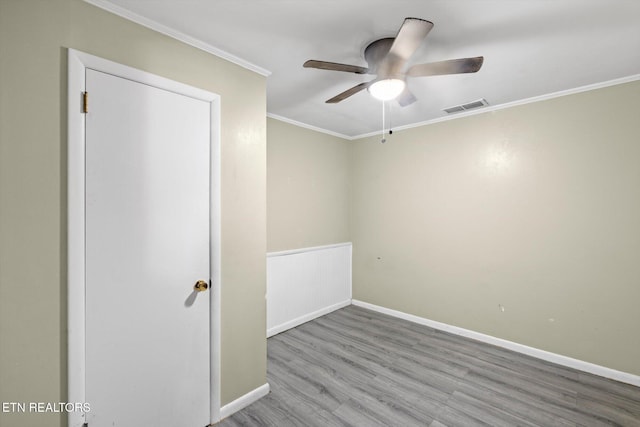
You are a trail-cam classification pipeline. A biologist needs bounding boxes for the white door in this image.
[84,68,211,426]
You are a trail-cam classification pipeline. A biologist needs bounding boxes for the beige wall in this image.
[267,118,351,252]
[351,80,640,375]
[0,0,266,425]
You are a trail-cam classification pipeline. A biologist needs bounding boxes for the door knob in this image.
[194,280,209,292]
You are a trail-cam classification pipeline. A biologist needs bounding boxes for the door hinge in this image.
[82,91,89,114]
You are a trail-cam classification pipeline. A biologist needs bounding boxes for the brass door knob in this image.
[194,280,209,292]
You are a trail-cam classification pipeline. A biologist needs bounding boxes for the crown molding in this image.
[271,73,640,141]
[267,113,352,140]
[352,73,640,140]
[83,0,271,77]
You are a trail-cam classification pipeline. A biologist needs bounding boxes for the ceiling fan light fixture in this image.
[368,79,406,101]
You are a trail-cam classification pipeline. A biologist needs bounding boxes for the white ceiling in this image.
[95,0,640,138]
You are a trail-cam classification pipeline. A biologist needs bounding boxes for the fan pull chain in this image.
[381,101,386,143]
[381,101,393,143]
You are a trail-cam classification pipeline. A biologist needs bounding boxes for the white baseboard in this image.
[267,299,351,337]
[352,299,640,388]
[219,383,270,421]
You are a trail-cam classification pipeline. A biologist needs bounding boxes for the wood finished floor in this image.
[218,305,640,426]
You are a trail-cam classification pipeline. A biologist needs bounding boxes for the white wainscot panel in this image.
[267,243,352,337]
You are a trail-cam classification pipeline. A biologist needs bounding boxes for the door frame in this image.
[67,49,222,427]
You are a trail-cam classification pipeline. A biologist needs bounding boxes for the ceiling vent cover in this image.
[443,98,489,114]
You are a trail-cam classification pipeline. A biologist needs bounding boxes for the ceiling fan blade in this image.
[378,18,434,77]
[304,60,369,74]
[397,87,417,107]
[389,18,434,62]
[326,81,374,103]
[407,56,484,77]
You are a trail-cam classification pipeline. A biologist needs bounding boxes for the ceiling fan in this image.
[303,17,484,106]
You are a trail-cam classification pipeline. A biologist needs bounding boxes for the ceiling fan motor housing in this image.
[364,38,394,75]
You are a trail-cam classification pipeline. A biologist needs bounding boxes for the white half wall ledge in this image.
[267,242,352,258]
[267,243,352,337]
[219,383,270,421]
[351,299,640,388]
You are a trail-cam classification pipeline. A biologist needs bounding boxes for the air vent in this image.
[443,98,489,114]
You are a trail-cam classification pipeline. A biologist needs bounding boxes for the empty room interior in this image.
[1,0,639,426]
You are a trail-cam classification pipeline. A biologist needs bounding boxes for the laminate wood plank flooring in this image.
[218,305,640,426]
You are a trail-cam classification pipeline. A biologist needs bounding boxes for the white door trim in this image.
[67,48,222,426]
